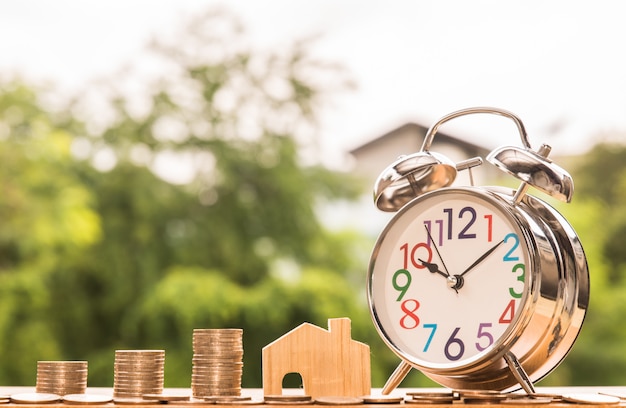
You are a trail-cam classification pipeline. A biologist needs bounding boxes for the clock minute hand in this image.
[459,239,505,277]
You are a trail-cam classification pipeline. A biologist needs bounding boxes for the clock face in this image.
[368,188,531,368]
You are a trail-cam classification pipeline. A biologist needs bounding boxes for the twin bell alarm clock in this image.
[367,107,589,394]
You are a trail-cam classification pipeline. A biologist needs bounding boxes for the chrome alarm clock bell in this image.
[367,107,589,394]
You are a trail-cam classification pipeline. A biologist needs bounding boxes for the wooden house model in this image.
[262,318,371,398]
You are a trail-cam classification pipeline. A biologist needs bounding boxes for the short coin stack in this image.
[35,361,88,396]
[405,391,457,404]
[113,350,165,399]
[191,328,244,398]
[264,395,314,405]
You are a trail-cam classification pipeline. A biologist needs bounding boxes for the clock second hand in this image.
[423,225,452,277]
[421,225,458,293]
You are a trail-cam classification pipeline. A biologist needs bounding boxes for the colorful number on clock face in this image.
[369,189,529,366]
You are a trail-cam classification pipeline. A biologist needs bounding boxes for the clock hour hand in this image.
[418,258,459,293]
[418,258,449,278]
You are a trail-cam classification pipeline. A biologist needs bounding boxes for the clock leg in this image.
[381,361,412,395]
[504,351,536,394]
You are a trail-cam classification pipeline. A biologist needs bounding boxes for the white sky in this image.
[1,0,626,161]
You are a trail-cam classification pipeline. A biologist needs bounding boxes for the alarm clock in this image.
[367,107,589,394]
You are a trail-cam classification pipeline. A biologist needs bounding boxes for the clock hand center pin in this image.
[450,239,506,292]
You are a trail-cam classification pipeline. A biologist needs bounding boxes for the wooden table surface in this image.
[1,387,626,408]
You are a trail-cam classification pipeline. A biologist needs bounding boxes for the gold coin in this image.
[115,390,163,397]
[502,397,553,405]
[404,398,454,404]
[194,390,242,395]
[315,396,363,405]
[114,356,165,361]
[63,394,114,405]
[10,393,61,404]
[265,401,314,405]
[529,393,562,401]
[193,356,243,361]
[215,399,264,405]
[463,398,506,404]
[456,390,507,404]
[36,380,88,385]
[562,393,620,404]
[115,349,165,353]
[142,393,191,402]
[36,380,87,385]
[192,384,241,390]
[113,397,149,405]
[114,362,164,367]
[114,373,165,379]
[456,390,501,395]
[194,337,242,340]
[406,392,454,397]
[196,393,243,397]
[191,375,242,381]
[360,395,404,404]
[408,393,455,403]
[114,387,164,393]
[36,370,88,376]
[264,395,312,402]
[37,361,88,368]
[176,398,216,405]
[37,373,88,379]
[205,396,250,402]
[114,361,164,366]
[37,389,86,396]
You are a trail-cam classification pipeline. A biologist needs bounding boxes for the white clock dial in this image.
[369,188,530,367]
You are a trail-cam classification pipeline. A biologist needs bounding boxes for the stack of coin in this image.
[361,395,404,404]
[405,391,456,404]
[191,328,244,398]
[113,350,165,399]
[457,390,508,404]
[264,394,313,405]
[35,361,88,396]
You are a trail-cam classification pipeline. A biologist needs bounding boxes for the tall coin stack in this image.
[36,361,88,395]
[191,329,244,398]
[113,350,165,399]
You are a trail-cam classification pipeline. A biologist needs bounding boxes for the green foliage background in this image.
[0,9,624,390]
[0,10,393,388]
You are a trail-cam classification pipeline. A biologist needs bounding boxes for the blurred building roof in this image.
[349,122,493,186]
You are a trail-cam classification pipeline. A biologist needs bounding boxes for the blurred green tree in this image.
[534,141,626,386]
[0,10,385,388]
[0,82,101,382]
